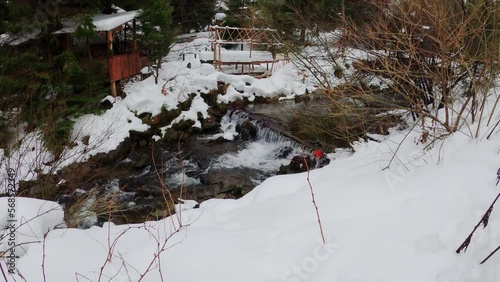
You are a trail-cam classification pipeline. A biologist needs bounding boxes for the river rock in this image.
[240,128,251,141]
[164,128,180,142]
[92,136,131,164]
[135,185,162,198]
[99,96,114,110]
[17,173,60,199]
[199,168,259,199]
[127,150,150,169]
[238,119,257,141]
[130,129,154,147]
[201,116,220,132]
[172,119,195,131]
[286,155,313,173]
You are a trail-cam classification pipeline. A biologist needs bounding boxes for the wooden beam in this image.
[133,19,138,52]
[107,30,113,53]
[110,80,117,97]
[107,30,116,97]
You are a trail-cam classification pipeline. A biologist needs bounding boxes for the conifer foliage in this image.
[138,0,175,85]
[0,0,176,152]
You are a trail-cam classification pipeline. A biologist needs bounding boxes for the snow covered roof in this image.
[215,13,227,21]
[93,10,139,32]
[53,10,139,34]
[53,19,80,35]
[0,30,40,46]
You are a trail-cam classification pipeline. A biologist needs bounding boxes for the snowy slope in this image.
[0,32,312,190]
[1,98,499,281]
[1,30,499,281]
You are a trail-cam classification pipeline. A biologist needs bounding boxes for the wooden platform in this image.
[200,50,276,74]
[207,26,284,75]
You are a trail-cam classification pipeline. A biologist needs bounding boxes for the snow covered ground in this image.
[1,94,499,281]
[0,32,313,191]
[1,30,499,281]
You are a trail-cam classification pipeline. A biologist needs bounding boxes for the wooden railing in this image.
[108,51,141,82]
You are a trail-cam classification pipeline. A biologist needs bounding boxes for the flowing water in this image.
[70,107,313,227]
[206,110,305,172]
[132,108,307,200]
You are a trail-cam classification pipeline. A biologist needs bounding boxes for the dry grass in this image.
[64,189,128,228]
[346,0,499,138]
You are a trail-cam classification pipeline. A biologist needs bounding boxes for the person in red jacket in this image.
[313,149,330,168]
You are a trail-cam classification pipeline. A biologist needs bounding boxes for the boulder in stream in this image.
[280,155,314,174]
[236,119,258,141]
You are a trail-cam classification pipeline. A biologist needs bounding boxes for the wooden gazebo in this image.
[54,10,146,96]
[207,26,284,74]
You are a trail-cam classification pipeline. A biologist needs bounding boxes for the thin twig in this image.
[456,193,500,254]
[0,262,9,282]
[151,142,176,220]
[96,226,134,282]
[177,132,185,226]
[486,119,500,140]
[303,154,326,244]
[480,244,500,264]
[42,232,48,282]
[382,122,418,170]
[137,226,187,282]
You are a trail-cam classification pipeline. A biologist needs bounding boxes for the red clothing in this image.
[313,149,324,159]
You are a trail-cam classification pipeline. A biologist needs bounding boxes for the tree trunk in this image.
[300,28,306,43]
[155,58,160,85]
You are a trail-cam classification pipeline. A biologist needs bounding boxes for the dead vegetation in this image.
[269,0,499,149]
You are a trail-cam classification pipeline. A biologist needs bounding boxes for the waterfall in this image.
[209,110,307,171]
[201,110,250,141]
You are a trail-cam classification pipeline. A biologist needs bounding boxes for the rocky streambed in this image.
[19,98,325,228]
[17,90,400,228]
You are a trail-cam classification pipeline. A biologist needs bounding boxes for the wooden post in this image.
[107,30,117,97]
[249,34,252,58]
[218,44,222,70]
[213,40,217,65]
[107,30,113,53]
[65,34,71,51]
[111,80,117,97]
[133,19,138,52]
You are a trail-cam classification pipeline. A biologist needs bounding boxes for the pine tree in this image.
[259,0,384,43]
[171,0,215,33]
[0,0,110,152]
[138,0,176,84]
[224,0,248,27]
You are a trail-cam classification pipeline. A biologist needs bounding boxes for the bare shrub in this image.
[277,0,499,149]
[289,89,402,150]
[346,0,499,138]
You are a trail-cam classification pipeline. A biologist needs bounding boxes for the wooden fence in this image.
[108,51,141,82]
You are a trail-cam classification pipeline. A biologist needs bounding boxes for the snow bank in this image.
[0,131,54,192]
[0,98,148,193]
[3,29,498,281]
[123,44,312,134]
[57,97,149,168]
[2,95,498,281]
[0,197,64,258]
